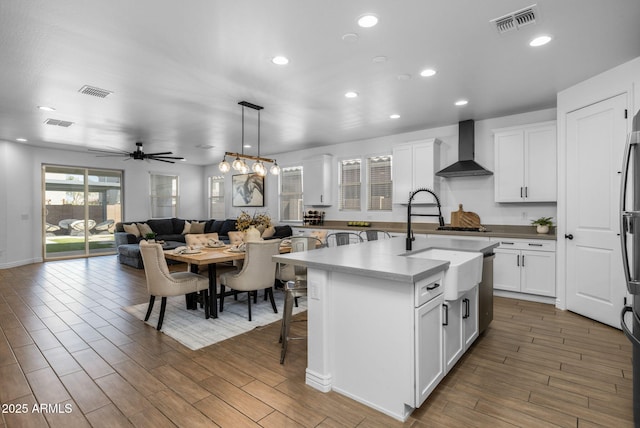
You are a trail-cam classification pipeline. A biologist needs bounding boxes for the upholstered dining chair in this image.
[308,230,328,247]
[358,229,392,241]
[185,232,220,248]
[325,232,363,247]
[139,240,210,330]
[227,231,244,245]
[218,239,282,321]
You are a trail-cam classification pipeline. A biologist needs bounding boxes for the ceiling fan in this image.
[89,142,184,163]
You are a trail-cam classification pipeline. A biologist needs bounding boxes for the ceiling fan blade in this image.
[151,158,176,164]
[89,148,130,155]
[94,153,130,157]
[149,155,184,160]
[144,151,173,156]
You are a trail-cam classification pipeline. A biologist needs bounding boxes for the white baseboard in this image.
[0,257,43,270]
[493,289,556,305]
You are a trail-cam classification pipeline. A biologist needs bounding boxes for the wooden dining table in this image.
[164,242,290,318]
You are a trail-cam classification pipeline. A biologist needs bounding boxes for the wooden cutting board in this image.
[450,204,481,228]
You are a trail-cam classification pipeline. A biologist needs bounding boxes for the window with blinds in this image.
[367,155,392,211]
[279,166,303,221]
[150,173,178,218]
[208,176,225,219]
[340,159,361,210]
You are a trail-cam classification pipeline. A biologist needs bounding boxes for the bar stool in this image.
[279,278,307,364]
[277,236,321,363]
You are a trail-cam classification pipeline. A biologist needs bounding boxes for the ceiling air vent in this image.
[491,4,538,34]
[78,85,113,98]
[44,118,74,127]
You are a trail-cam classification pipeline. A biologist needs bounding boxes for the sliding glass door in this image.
[43,165,123,260]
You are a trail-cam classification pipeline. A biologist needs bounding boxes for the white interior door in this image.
[565,94,628,327]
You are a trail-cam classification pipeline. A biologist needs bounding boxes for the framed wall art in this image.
[232,173,265,207]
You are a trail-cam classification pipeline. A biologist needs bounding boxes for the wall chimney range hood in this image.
[436,119,493,177]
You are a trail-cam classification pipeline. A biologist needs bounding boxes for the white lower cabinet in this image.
[492,238,556,297]
[415,293,445,406]
[443,286,478,372]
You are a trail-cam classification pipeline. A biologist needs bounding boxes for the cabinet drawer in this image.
[415,273,444,307]
[490,238,556,251]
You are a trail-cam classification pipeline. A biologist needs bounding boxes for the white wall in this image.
[218,108,558,227]
[0,142,207,268]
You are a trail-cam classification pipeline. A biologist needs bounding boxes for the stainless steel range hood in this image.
[436,119,493,177]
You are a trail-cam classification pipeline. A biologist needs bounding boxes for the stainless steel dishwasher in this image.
[478,253,495,334]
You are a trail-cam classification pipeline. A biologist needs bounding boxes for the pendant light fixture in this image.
[218,101,280,175]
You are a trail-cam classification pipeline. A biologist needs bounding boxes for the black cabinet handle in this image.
[522,255,525,267]
[565,234,574,240]
[443,304,449,326]
[463,298,470,319]
[517,254,520,266]
[426,283,440,291]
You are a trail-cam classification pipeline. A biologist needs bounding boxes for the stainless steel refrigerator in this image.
[620,108,640,426]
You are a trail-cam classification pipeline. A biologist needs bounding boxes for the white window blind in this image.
[150,173,178,218]
[367,155,392,211]
[279,166,303,221]
[339,159,361,210]
[208,175,225,219]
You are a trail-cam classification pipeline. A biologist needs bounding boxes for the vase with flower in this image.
[236,211,272,242]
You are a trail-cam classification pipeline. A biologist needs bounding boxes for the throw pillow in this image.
[123,223,141,238]
[261,226,275,238]
[136,223,154,236]
[182,220,191,234]
[190,221,205,234]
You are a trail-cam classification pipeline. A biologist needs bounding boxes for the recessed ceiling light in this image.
[37,105,56,111]
[342,33,359,43]
[455,99,469,106]
[271,56,289,65]
[16,138,27,142]
[397,74,412,81]
[372,56,388,63]
[357,14,378,28]
[345,91,359,98]
[390,114,400,119]
[529,35,552,47]
[244,144,252,148]
[420,68,437,77]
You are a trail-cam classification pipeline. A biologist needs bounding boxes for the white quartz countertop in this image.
[273,236,498,283]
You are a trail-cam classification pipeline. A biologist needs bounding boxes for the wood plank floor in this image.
[0,256,634,427]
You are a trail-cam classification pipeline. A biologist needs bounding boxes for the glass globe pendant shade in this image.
[218,158,230,173]
[253,161,266,176]
[270,161,281,175]
[232,156,244,171]
[239,160,249,174]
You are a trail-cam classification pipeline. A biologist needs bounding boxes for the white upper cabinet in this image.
[392,139,441,204]
[303,154,333,206]
[493,121,557,203]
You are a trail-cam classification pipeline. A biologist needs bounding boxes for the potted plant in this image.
[144,232,157,242]
[531,217,553,234]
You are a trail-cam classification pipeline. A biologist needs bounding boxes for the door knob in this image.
[565,234,574,240]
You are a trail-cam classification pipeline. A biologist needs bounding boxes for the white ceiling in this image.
[1,0,639,165]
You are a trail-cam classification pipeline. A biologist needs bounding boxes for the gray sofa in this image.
[114,217,293,269]
[115,218,238,268]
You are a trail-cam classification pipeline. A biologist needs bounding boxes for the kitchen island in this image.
[273,235,498,421]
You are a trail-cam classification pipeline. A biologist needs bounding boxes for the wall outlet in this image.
[521,211,527,220]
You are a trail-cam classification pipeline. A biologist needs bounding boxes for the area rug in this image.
[122,290,306,350]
